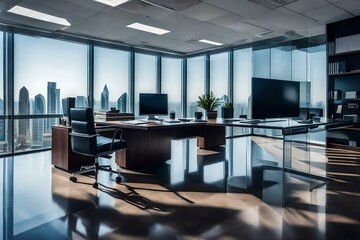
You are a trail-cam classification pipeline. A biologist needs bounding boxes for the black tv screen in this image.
[139,93,168,115]
[252,78,300,119]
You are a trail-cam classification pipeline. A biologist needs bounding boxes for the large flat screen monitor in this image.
[252,78,300,119]
[139,93,168,120]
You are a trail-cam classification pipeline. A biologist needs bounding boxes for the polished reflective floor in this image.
[1,136,360,239]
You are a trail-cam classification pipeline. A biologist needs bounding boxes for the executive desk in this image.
[96,120,226,169]
[97,119,350,169]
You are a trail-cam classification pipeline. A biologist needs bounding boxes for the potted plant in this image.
[221,102,234,119]
[196,92,221,119]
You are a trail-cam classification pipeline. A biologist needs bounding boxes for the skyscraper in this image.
[32,94,45,148]
[18,86,30,150]
[117,92,127,112]
[46,82,59,133]
[101,84,109,110]
[76,96,86,107]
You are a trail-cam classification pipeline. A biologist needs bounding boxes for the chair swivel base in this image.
[69,162,122,188]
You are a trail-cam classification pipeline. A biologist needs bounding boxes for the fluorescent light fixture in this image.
[93,0,130,7]
[8,6,70,26]
[126,22,170,35]
[199,39,223,46]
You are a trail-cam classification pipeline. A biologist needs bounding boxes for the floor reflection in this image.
[0,137,359,239]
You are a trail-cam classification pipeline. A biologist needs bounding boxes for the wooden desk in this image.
[52,125,94,171]
[96,121,225,169]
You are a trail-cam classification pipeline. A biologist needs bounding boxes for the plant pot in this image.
[207,111,217,119]
[221,107,234,119]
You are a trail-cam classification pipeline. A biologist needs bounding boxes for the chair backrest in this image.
[70,108,97,156]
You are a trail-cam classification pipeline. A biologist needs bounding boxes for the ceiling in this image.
[0,0,359,54]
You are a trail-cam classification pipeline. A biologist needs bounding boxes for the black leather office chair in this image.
[69,108,127,188]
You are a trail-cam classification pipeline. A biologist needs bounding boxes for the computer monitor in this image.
[139,93,168,120]
[252,78,300,119]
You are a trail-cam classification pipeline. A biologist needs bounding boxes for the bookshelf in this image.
[327,16,360,149]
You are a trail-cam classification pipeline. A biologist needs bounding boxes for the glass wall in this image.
[233,48,252,118]
[210,52,229,117]
[161,57,182,118]
[186,56,205,118]
[134,53,157,116]
[94,47,130,112]
[252,41,271,79]
[14,34,88,152]
[271,41,292,80]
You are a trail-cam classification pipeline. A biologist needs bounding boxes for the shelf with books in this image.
[327,16,360,149]
[328,49,360,57]
[329,70,360,76]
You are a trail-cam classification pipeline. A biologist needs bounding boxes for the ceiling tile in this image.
[334,0,360,14]
[210,13,269,35]
[190,21,253,41]
[285,0,328,13]
[28,0,99,19]
[165,28,205,42]
[248,0,297,10]
[304,4,353,23]
[256,7,319,32]
[0,12,63,31]
[65,0,112,12]
[118,0,173,19]
[0,0,22,11]
[159,13,202,28]
[209,13,246,28]
[203,0,269,18]
[180,2,229,21]
[19,0,82,23]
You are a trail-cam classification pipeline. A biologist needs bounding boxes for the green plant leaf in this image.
[196,92,220,111]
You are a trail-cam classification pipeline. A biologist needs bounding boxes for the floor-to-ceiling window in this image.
[186,56,205,118]
[161,57,182,118]
[134,53,157,117]
[210,52,229,117]
[14,34,88,152]
[94,47,130,112]
[0,33,6,154]
[233,47,252,118]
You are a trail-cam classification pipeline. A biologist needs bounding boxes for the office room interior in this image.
[1,0,360,239]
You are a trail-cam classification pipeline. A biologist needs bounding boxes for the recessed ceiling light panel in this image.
[93,0,130,7]
[126,22,170,35]
[199,39,223,46]
[8,6,71,26]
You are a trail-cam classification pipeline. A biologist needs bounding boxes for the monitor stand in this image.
[147,115,161,121]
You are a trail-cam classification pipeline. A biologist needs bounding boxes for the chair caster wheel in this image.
[116,176,122,183]
[69,176,77,182]
[93,183,98,188]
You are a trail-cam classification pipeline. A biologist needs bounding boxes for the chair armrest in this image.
[96,125,124,151]
[69,132,97,138]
